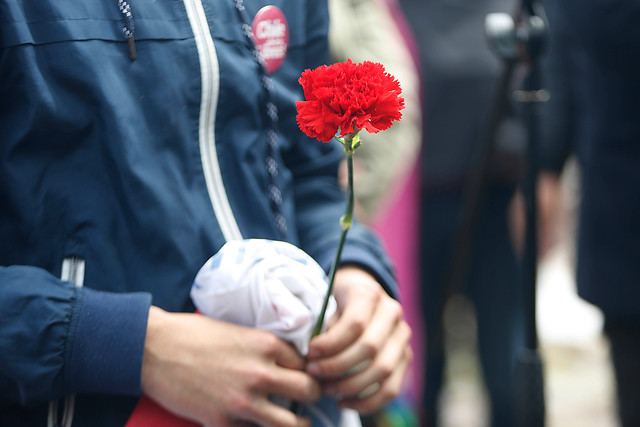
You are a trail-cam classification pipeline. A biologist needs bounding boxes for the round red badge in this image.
[251,6,289,74]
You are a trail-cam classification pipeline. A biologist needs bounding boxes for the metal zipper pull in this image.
[127,35,137,61]
[118,0,137,61]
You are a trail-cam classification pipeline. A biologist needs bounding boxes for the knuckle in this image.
[389,299,404,319]
[350,317,367,337]
[376,361,394,379]
[259,332,281,356]
[228,392,254,416]
[251,366,276,389]
[361,339,379,359]
[366,284,384,301]
[383,298,403,321]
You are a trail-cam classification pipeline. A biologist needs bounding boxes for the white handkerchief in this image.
[190,239,337,355]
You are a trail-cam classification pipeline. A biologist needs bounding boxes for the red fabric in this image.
[126,396,199,427]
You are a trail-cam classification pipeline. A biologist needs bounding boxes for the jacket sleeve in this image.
[0,265,151,405]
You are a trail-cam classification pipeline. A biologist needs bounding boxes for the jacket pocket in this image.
[0,0,191,49]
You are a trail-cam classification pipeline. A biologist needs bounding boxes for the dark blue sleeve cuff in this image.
[65,287,152,396]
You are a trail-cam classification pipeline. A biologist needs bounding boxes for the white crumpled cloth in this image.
[190,239,361,427]
[190,239,337,355]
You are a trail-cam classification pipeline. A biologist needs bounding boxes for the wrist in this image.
[334,266,383,300]
[141,306,170,393]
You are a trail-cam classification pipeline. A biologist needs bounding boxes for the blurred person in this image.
[0,1,413,426]
[539,1,640,426]
[396,0,528,425]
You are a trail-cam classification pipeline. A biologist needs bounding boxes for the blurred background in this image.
[436,158,618,427]
[330,1,638,426]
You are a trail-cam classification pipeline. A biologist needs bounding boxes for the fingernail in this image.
[306,362,321,376]
[307,347,320,358]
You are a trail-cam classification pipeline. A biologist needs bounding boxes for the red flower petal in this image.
[296,59,404,143]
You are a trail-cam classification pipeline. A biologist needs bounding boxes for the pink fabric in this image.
[380,0,422,73]
[371,0,424,406]
[371,161,423,405]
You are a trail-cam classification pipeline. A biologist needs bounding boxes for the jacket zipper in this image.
[48,257,85,427]
[50,4,241,424]
[183,0,242,242]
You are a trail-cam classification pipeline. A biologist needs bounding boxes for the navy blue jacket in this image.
[0,1,396,425]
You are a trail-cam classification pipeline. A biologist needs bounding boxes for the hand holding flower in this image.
[295,59,412,414]
[305,267,413,414]
[296,59,405,339]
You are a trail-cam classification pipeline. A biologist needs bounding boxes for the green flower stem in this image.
[311,134,356,338]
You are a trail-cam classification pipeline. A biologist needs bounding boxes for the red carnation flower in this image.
[296,61,405,339]
[296,59,405,143]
